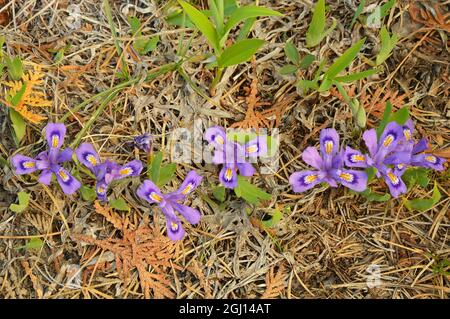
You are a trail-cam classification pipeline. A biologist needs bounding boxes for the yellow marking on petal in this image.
[119,167,132,176]
[170,222,179,231]
[86,154,97,166]
[325,141,333,154]
[425,156,437,164]
[182,183,192,195]
[403,129,411,141]
[58,169,69,182]
[215,135,224,145]
[351,154,365,162]
[387,172,399,185]
[339,172,354,182]
[383,135,394,147]
[23,161,35,168]
[397,164,405,170]
[150,192,162,202]
[225,168,233,181]
[246,145,258,154]
[51,135,59,148]
[304,174,317,184]
[97,187,105,194]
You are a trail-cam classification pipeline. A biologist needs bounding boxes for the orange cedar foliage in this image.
[2,66,52,124]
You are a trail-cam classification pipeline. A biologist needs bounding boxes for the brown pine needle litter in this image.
[0,0,449,299]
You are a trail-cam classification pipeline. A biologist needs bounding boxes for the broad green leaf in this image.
[261,207,283,228]
[217,39,265,67]
[80,185,97,201]
[5,56,23,81]
[128,16,141,36]
[360,188,391,202]
[149,151,163,181]
[279,64,298,75]
[402,167,430,189]
[165,10,195,28]
[365,167,378,183]
[405,182,441,212]
[178,0,220,53]
[306,0,326,47]
[236,17,256,41]
[16,237,44,250]
[157,163,177,187]
[284,41,299,65]
[376,26,398,65]
[109,198,130,212]
[234,175,271,205]
[10,191,31,213]
[140,36,160,55]
[212,185,226,202]
[9,109,26,143]
[324,38,365,79]
[220,6,282,46]
[335,68,377,82]
[306,0,336,47]
[298,54,315,70]
[389,106,409,125]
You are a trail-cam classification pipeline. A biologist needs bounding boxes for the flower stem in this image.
[210,67,224,94]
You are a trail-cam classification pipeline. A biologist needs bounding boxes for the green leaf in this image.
[5,56,23,81]
[212,185,226,202]
[376,101,393,139]
[284,41,299,65]
[279,64,298,75]
[149,151,163,182]
[350,0,366,28]
[335,68,377,82]
[109,198,130,212]
[318,77,333,92]
[365,167,378,183]
[402,167,430,189]
[178,0,220,53]
[261,207,283,228]
[158,163,177,187]
[80,185,97,202]
[10,191,31,213]
[234,175,271,205]
[298,54,315,70]
[296,79,318,95]
[366,0,396,27]
[217,39,265,67]
[306,0,325,47]
[324,38,365,79]
[405,182,441,212]
[140,36,160,55]
[209,0,224,36]
[220,6,282,46]
[376,26,398,65]
[9,82,27,107]
[360,188,391,202]
[9,109,26,143]
[16,237,44,250]
[128,16,142,36]
[389,106,409,125]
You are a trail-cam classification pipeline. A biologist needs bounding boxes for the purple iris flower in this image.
[75,143,143,201]
[11,123,81,195]
[393,120,446,173]
[344,121,411,197]
[134,133,152,153]
[289,128,367,193]
[137,170,203,241]
[204,126,267,188]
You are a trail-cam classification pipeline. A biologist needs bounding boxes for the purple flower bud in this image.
[134,133,152,153]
